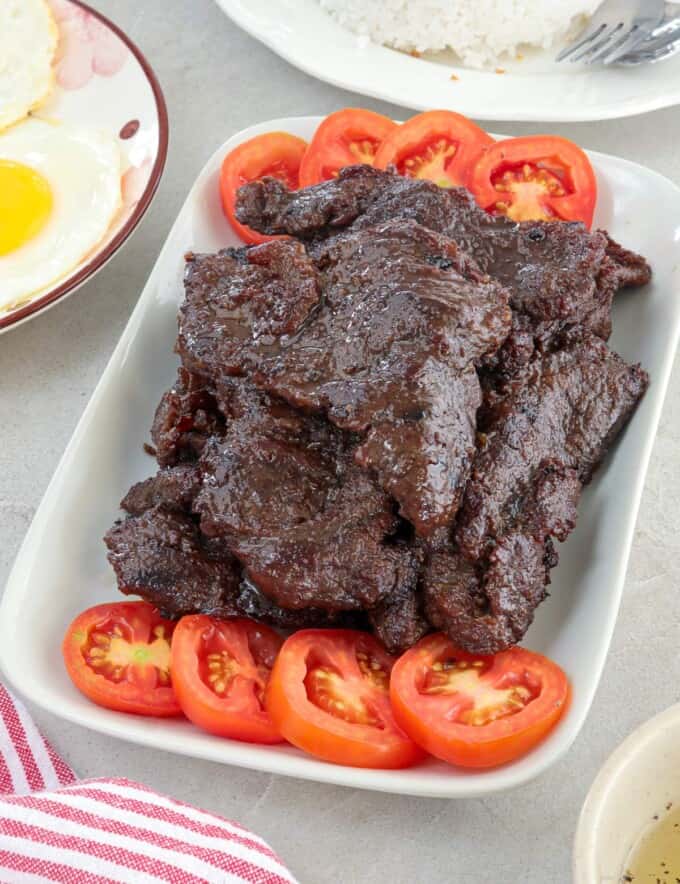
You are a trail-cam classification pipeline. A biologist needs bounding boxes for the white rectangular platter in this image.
[1,117,679,798]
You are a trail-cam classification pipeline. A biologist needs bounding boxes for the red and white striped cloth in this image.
[0,683,298,883]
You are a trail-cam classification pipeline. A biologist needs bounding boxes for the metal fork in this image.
[618,1,680,63]
[557,0,665,64]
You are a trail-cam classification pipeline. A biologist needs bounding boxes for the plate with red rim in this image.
[0,0,168,335]
[1,116,679,797]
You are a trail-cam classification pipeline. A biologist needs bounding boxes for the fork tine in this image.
[567,23,624,63]
[600,25,649,63]
[556,22,607,61]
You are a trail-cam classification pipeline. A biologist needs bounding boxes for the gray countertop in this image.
[2,2,680,882]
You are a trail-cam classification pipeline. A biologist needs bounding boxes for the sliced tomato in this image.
[220,132,308,245]
[265,629,424,768]
[468,135,597,227]
[374,110,493,188]
[390,634,570,769]
[171,615,284,744]
[62,601,181,717]
[298,109,397,186]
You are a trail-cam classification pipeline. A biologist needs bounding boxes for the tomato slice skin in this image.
[468,135,597,227]
[390,634,570,769]
[298,108,397,187]
[374,110,493,188]
[220,132,308,245]
[265,629,424,769]
[62,601,181,717]
[171,615,284,744]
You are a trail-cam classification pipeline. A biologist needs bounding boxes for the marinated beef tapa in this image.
[456,333,648,561]
[105,163,650,655]
[237,165,650,381]
[151,367,223,467]
[120,464,201,516]
[179,221,511,536]
[194,383,415,612]
[105,506,241,620]
[423,534,557,656]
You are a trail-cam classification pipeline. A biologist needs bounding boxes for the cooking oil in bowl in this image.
[622,804,680,883]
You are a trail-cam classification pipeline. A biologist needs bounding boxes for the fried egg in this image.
[0,0,58,131]
[0,118,122,309]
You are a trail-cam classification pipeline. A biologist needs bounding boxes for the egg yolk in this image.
[0,160,53,256]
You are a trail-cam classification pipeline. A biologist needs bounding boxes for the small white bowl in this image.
[573,703,680,882]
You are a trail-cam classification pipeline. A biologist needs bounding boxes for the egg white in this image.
[0,0,58,131]
[0,118,122,310]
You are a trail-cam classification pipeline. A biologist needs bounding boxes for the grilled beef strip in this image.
[104,165,651,656]
[179,220,511,538]
[236,165,650,384]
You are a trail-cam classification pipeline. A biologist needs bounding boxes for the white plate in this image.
[215,0,680,122]
[0,0,168,334]
[1,116,678,799]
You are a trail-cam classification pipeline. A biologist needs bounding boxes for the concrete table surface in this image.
[2,2,680,881]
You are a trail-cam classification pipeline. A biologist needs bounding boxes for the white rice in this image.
[319,0,602,69]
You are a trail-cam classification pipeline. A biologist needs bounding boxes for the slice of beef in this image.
[367,549,429,655]
[423,535,555,655]
[177,240,319,379]
[193,384,413,611]
[225,467,414,611]
[194,386,348,542]
[257,222,510,535]
[603,234,652,290]
[235,164,387,239]
[423,461,580,654]
[237,167,650,313]
[181,220,510,537]
[350,362,481,536]
[456,332,648,561]
[151,367,223,466]
[236,578,366,631]
[255,220,507,399]
[104,506,241,620]
[121,464,201,516]
[236,166,650,379]
[520,461,582,543]
[574,239,652,348]
[420,330,646,654]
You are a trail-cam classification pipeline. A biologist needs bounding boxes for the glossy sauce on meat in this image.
[237,165,650,383]
[104,164,651,656]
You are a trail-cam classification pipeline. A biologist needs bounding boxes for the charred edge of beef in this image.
[236,578,367,631]
[151,367,224,467]
[367,545,429,654]
[423,535,555,655]
[456,333,648,562]
[121,464,201,516]
[104,506,240,620]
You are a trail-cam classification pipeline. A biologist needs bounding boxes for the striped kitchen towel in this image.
[0,683,298,883]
